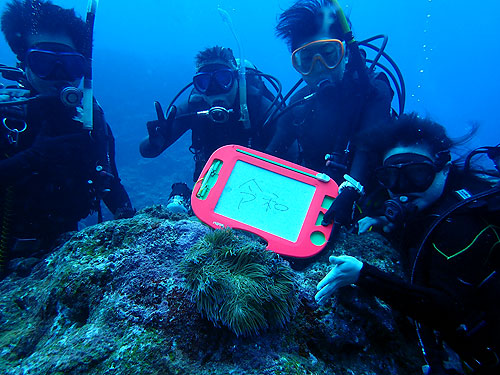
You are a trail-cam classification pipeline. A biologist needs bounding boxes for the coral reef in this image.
[0,206,424,374]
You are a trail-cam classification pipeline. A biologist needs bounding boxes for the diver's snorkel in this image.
[328,0,370,88]
[81,0,99,130]
[218,7,251,132]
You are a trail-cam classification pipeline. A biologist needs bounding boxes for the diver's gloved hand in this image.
[321,188,359,228]
[146,102,176,148]
[315,255,363,305]
[114,205,136,220]
[358,216,394,234]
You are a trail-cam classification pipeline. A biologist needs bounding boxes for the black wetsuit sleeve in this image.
[139,101,192,158]
[359,77,393,129]
[350,77,394,184]
[99,122,134,215]
[348,150,370,185]
[356,263,463,329]
[264,109,296,157]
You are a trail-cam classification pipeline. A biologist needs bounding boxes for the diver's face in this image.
[25,33,84,96]
[294,7,347,89]
[194,63,238,108]
[382,145,450,212]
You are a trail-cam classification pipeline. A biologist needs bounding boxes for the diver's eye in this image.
[322,46,336,55]
[298,51,315,65]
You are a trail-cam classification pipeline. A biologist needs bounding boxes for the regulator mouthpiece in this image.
[384,196,417,225]
[197,106,233,123]
[60,86,83,107]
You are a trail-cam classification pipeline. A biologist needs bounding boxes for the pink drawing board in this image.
[191,145,338,258]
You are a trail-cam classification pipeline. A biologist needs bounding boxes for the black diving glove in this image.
[321,188,359,228]
[146,101,176,148]
[114,204,136,219]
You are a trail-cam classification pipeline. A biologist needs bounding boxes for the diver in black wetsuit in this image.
[0,0,134,263]
[316,114,500,375]
[265,0,394,231]
[140,46,279,212]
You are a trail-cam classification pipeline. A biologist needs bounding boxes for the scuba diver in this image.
[265,0,403,235]
[140,46,282,213]
[316,113,500,375]
[0,0,134,268]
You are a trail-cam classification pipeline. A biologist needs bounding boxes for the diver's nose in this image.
[311,54,327,73]
[53,66,66,80]
[52,61,71,81]
[212,99,223,106]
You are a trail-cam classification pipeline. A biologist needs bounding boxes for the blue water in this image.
[1,0,499,212]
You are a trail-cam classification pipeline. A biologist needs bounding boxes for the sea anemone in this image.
[179,229,299,337]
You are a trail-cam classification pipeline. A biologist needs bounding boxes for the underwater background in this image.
[0,3,499,373]
[1,0,499,217]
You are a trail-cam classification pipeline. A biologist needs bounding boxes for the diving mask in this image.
[376,153,449,195]
[193,68,235,95]
[26,43,86,82]
[291,39,345,76]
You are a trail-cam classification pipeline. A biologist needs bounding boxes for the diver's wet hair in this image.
[195,46,237,71]
[276,0,349,52]
[1,0,87,61]
[360,113,470,159]
[387,114,454,155]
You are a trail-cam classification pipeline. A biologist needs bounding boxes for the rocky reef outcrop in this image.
[0,206,423,374]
